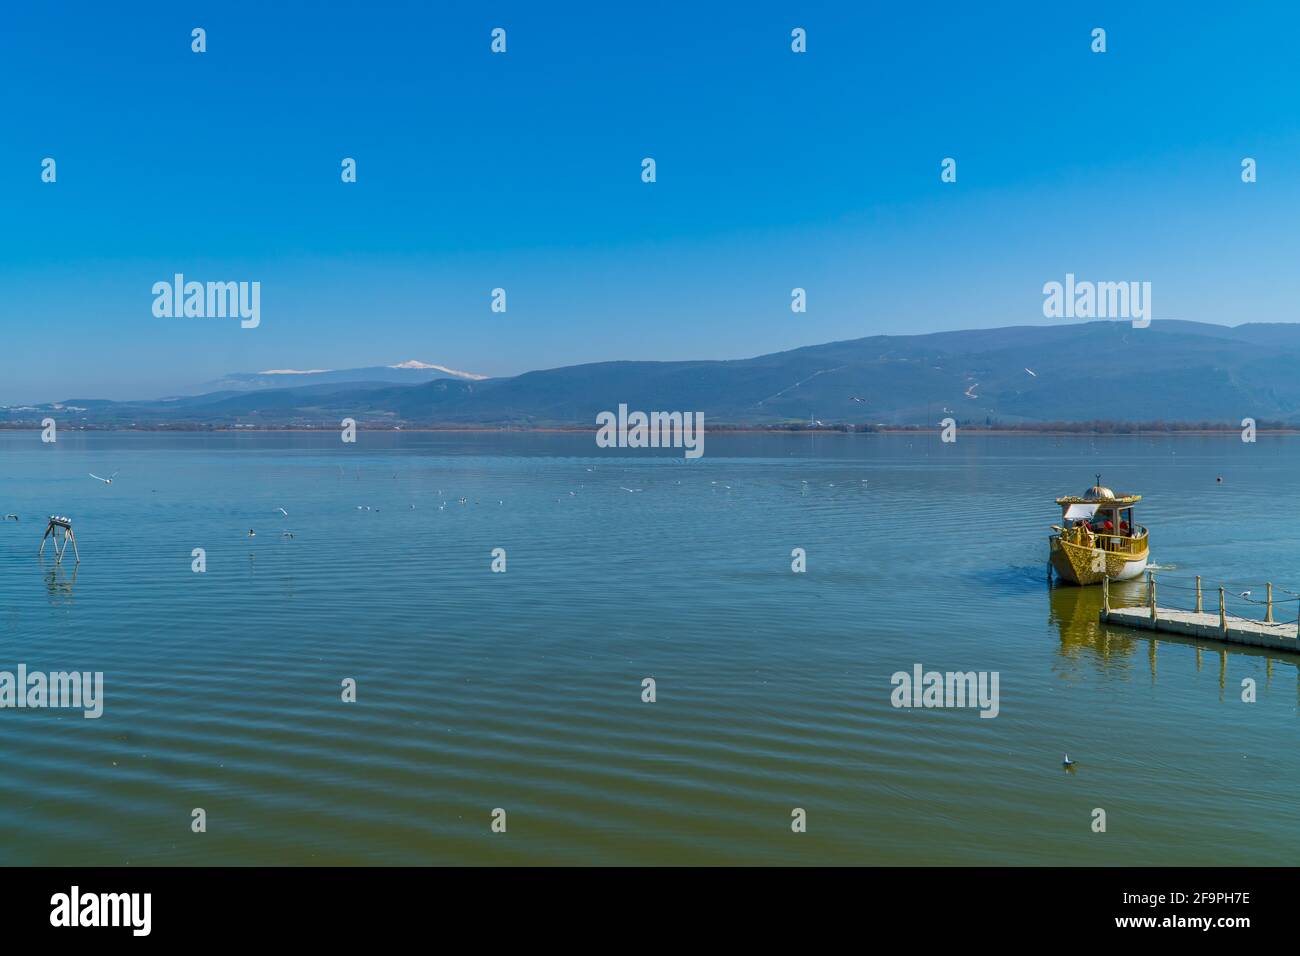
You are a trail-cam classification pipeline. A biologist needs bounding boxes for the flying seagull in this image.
[277,508,289,517]
[89,471,119,484]
[1024,367,1037,377]
[3,514,17,521]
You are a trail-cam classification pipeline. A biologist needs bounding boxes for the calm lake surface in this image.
[1,430,1297,865]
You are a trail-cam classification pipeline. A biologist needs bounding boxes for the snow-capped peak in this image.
[389,360,487,380]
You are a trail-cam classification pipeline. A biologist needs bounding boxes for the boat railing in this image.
[1091,530,1147,554]
[1057,526,1148,555]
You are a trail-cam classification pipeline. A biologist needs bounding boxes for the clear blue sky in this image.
[3,1,1300,401]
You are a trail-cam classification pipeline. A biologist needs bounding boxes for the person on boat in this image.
[1074,520,1094,547]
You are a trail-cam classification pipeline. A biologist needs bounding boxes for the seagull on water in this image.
[1062,754,1075,768]
[89,471,119,485]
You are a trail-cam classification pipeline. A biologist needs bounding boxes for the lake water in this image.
[0,430,1297,865]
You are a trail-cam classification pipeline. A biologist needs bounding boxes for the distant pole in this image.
[1102,575,1110,616]
[1195,575,1202,613]
[1219,587,1227,633]
[1149,575,1157,623]
[1266,583,1274,623]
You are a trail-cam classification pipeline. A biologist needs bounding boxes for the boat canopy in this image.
[1057,475,1140,507]
[1056,492,1140,507]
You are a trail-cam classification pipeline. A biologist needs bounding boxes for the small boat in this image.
[1049,476,1149,585]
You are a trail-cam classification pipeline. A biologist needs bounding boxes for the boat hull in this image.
[1050,534,1149,586]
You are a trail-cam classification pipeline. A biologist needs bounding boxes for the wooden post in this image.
[1149,575,1158,623]
[1266,583,1273,623]
[1195,575,1202,613]
[1102,575,1110,616]
[1219,587,1227,633]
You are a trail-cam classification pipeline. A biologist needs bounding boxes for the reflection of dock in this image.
[1100,574,1300,654]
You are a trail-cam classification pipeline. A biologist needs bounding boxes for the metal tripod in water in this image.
[39,516,80,565]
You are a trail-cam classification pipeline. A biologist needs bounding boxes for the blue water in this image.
[0,430,1296,864]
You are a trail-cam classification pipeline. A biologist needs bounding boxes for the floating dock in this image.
[1100,575,1300,653]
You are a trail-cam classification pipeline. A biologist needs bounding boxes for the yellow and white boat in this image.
[1048,476,1149,585]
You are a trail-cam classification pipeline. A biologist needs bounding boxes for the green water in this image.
[0,430,1296,865]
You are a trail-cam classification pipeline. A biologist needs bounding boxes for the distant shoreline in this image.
[1,423,1296,436]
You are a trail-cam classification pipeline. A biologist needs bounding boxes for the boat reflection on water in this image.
[1049,578,1300,697]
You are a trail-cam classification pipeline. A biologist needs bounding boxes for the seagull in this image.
[620,487,643,493]
[89,471,119,484]
[247,529,256,537]
[849,396,866,403]
[1216,476,1223,484]
[1063,754,1075,768]
[3,514,17,521]
[1024,367,1037,377]
[1240,590,1252,600]
[277,508,289,517]
[282,531,295,539]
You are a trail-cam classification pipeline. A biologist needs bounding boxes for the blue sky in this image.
[3,1,1300,401]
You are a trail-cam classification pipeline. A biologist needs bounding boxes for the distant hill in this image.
[9,321,1300,427]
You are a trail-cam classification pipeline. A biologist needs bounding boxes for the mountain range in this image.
[8,320,1300,428]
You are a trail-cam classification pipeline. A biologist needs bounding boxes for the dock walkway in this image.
[1100,574,1300,653]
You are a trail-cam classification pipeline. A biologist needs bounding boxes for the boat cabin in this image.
[1055,476,1143,553]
